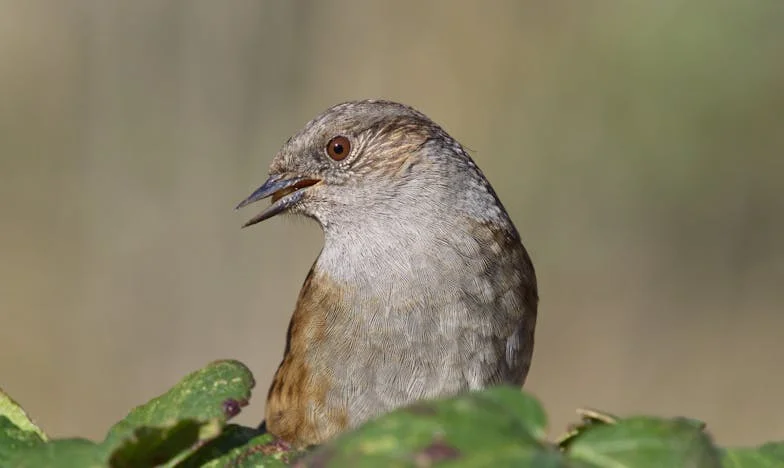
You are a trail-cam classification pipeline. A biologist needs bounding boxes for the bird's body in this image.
[237,100,537,447]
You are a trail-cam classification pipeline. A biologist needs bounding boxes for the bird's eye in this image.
[326,136,351,161]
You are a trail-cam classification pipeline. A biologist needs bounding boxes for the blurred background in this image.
[1,0,782,445]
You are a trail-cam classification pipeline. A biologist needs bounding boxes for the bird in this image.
[236,99,538,448]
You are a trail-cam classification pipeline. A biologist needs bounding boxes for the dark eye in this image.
[326,136,351,161]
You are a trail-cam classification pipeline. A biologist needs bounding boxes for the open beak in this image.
[236,174,320,227]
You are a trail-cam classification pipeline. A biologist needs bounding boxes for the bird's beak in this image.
[236,174,320,228]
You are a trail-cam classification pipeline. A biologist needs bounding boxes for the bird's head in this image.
[237,100,504,231]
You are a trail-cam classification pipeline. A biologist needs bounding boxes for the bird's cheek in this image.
[288,195,323,222]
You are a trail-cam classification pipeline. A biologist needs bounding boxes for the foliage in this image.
[1,362,781,467]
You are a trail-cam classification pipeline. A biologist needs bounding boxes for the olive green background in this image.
[1,1,782,445]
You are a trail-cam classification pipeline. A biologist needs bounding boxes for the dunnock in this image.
[237,100,538,447]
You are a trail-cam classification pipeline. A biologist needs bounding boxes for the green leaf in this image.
[105,360,254,444]
[0,416,47,465]
[4,360,257,468]
[177,424,264,467]
[0,388,48,464]
[557,408,620,451]
[722,442,784,468]
[4,438,106,468]
[298,386,570,467]
[102,360,255,465]
[0,387,47,441]
[567,416,722,468]
[181,425,301,467]
[108,418,221,468]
